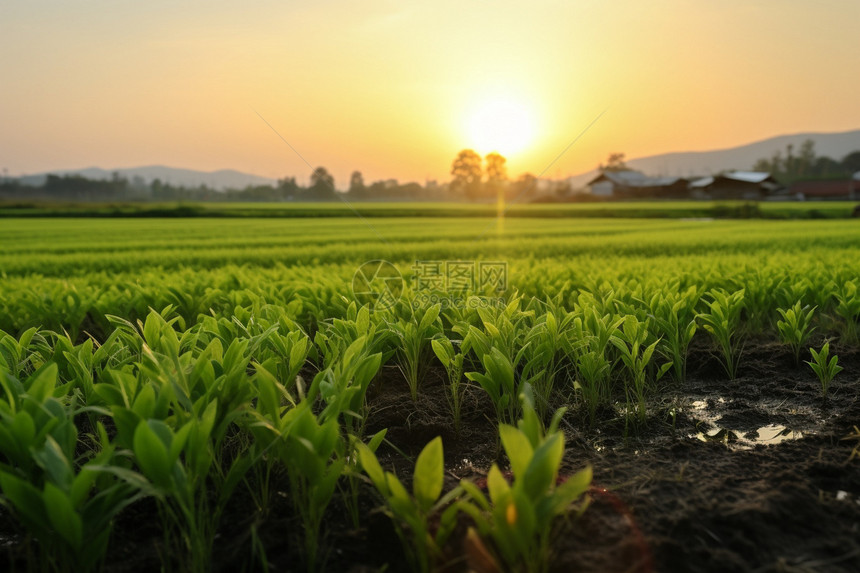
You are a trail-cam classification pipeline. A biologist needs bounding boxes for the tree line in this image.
[0,150,551,203]
[752,140,860,183]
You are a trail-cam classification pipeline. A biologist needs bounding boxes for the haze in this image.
[2,0,859,185]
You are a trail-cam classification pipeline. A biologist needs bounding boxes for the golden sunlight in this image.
[466,98,536,156]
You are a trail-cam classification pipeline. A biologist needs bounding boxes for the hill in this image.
[567,128,860,189]
[17,166,277,190]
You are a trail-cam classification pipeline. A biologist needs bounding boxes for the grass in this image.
[0,200,856,219]
[1,214,859,571]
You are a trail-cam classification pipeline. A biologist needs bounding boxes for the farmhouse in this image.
[586,170,689,198]
[688,171,782,200]
[790,179,859,201]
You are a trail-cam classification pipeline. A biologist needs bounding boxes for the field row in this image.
[0,280,853,571]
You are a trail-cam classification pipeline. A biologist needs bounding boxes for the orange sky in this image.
[2,0,859,187]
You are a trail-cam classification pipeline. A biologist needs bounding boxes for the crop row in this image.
[1,276,855,571]
[1,304,602,572]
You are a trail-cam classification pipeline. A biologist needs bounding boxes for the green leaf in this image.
[0,471,50,532]
[499,425,532,479]
[521,433,564,502]
[413,436,444,512]
[431,338,453,365]
[418,304,441,333]
[486,464,510,507]
[133,421,172,488]
[357,442,387,492]
[32,436,74,489]
[25,363,58,404]
[43,482,83,551]
[460,479,490,511]
[548,465,592,516]
[367,429,387,453]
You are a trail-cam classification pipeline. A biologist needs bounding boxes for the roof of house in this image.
[690,171,777,188]
[724,171,773,183]
[587,170,686,188]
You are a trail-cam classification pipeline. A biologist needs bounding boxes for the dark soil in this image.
[3,342,859,572]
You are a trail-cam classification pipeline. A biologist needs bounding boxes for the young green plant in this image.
[609,316,672,425]
[806,341,842,397]
[776,301,817,365]
[356,436,461,573]
[698,289,745,380]
[458,387,592,573]
[431,335,466,434]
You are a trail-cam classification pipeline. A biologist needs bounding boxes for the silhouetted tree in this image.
[349,171,365,194]
[842,151,860,174]
[277,176,299,199]
[451,149,483,199]
[510,172,538,200]
[303,167,337,200]
[599,153,628,172]
[752,139,860,182]
[484,152,508,200]
[310,167,334,189]
[485,153,507,184]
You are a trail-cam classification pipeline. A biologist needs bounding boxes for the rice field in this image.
[0,215,859,572]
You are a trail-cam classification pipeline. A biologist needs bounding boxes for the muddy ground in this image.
[5,341,860,572]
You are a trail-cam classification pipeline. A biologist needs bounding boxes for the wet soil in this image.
[3,341,859,572]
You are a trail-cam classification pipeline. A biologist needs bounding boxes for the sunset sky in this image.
[2,0,859,187]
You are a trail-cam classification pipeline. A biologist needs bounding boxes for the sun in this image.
[467,99,536,156]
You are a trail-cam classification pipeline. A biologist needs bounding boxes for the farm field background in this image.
[0,200,857,220]
[1,215,859,572]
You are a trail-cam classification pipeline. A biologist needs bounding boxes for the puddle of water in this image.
[687,396,805,450]
[754,424,803,444]
[835,490,860,506]
[692,423,804,449]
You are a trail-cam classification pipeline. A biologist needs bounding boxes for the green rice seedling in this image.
[740,267,785,334]
[389,303,442,402]
[0,327,50,378]
[275,403,346,572]
[466,346,520,424]
[431,335,466,434]
[609,316,672,424]
[241,324,311,397]
[310,334,383,437]
[561,308,620,426]
[0,364,77,479]
[313,302,390,369]
[835,281,860,343]
[646,288,698,383]
[573,350,610,428]
[357,436,461,573]
[776,301,817,365]
[122,405,253,573]
[458,387,592,573]
[96,312,259,572]
[465,293,533,362]
[577,305,624,360]
[698,289,745,379]
[520,310,575,420]
[341,429,387,528]
[806,341,842,397]
[0,362,143,572]
[777,277,812,315]
[0,427,144,573]
[244,368,295,516]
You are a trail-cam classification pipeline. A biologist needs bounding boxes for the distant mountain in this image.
[18,165,277,190]
[566,128,860,189]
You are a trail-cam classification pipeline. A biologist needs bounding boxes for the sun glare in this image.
[467,99,536,156]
